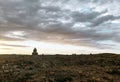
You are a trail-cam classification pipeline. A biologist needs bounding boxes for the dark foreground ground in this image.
[0,53,120,82]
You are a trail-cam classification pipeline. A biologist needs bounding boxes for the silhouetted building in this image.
[32,48,38,55]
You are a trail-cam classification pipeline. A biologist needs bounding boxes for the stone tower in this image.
[32,48,38,55]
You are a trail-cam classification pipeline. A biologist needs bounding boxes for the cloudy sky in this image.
[0,0,120,54]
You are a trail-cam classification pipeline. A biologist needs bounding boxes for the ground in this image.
[0,53,119,82]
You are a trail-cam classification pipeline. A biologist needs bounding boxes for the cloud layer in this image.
[0,0,120,51]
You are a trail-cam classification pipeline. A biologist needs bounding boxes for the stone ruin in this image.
[32,48,38,55]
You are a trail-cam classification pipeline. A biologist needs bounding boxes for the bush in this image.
[55,75,73,82]
[108,68,120,75]
[14,73,33,82]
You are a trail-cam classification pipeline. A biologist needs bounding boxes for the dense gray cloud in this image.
[91,15,120,27]
[71,10,107,22]
[0,0,120,49]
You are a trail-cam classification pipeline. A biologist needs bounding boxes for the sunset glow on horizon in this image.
[0,0,120,54]
[0,40,119,55]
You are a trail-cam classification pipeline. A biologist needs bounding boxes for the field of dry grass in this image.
[0,53,119,82]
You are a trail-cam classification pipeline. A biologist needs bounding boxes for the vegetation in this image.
[0,53,119,82]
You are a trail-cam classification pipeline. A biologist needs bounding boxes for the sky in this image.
[0,0,120,54]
